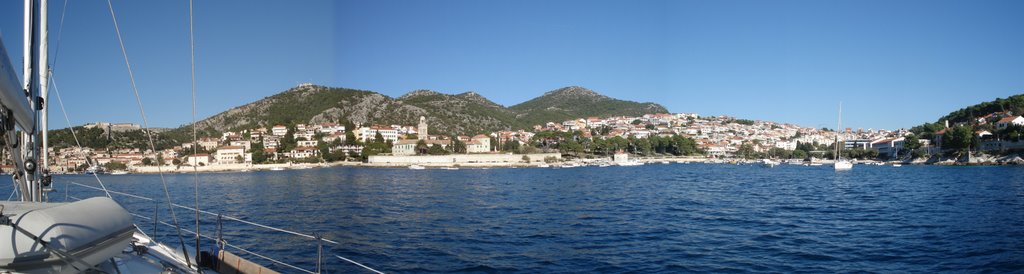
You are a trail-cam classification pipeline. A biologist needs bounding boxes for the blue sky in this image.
[1,0,1022,131]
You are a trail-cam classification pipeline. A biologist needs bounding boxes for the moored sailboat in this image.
[834,102,853,171]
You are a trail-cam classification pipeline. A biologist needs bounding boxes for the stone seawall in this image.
[368,153,561,165]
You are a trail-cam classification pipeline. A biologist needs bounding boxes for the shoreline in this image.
[62,155,1022,175]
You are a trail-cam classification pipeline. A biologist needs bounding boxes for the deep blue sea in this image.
[43,163,1024,273]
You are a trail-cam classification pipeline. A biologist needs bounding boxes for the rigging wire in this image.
[105,0,193,269]
[188,0,203,266]
[48,73,112,199]
[49,0,69,70]
[69,181,388,272]
[46,0,115,199]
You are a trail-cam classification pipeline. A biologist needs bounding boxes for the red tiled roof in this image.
[997,116,1021,124]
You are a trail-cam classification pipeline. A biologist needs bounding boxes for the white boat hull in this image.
[834,161,853,170]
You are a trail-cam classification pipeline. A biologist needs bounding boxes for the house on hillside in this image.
[288,147,320,159]
[271,125,288,136]
[996,116,1024,130]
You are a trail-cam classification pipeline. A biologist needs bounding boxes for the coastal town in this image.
[36,107,1024,173]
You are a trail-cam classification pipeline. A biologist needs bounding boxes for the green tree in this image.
[416,140,429,155]
[374,132,385,143]
[281,126,297,152]
[104,161,128,171]
[359,142,390,161]
[943,125,974,153]
[141,158,154,166]
[903,134,922,151]
[736,144,755,159]
[559,139,583,156]
[593,138,609,155]
[502,140,521,152]
[452,138,467,154]
[251,142,267,163]
[792,149,808,160]
[427,144,449,155]
[636,137,652,155]
[345,131,358,145]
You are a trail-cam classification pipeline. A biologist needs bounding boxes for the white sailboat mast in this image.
[39,0,49,175]
[23,0,32,93]
[836,102,842,161]
[23,0,37,202]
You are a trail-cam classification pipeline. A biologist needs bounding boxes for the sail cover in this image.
[1,197,134,273]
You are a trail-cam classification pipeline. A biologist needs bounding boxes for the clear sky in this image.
[1,0,1022,131]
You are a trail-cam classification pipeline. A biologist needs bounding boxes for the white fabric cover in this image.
[1,197,133,273]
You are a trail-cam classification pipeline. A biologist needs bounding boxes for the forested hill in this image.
[510,86,668,126]
[938,94,1024,125]
[166,85,669,137]
[911,93,1024,136]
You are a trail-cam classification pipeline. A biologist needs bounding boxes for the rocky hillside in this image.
[172,84,669,137]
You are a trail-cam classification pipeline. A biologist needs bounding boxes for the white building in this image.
[613,152,629,163]
[215,146,250,164]
[391,139,451,156]
[187,154,212,166]
[466,135,491,153]
[263,136,280,149]
[322,132,346,143]
[996,116,1024,130]
[870,137,905,158]
[293,130,315,141]
[229,140,252,150]
[288,147,319,158]
[298,140,319,147]
[359,126,399,143]
[317,124,345,135]
[271,125,288,136]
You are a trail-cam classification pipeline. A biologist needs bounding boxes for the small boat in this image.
[537,164,550,168]
[892,163,902,167]
[761,159,778,168]
[269,167,285,171]
[443,167,459,170]
[661,161,670,164]
[110,170,129,175]
[409,165,426,170]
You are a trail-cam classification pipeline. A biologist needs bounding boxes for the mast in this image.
[23,0,32,94]
[23,0,37,201]
[835,102,842,161]
[39,0,49,178]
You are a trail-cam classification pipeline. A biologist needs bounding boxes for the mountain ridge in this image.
[173,85,668,137]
